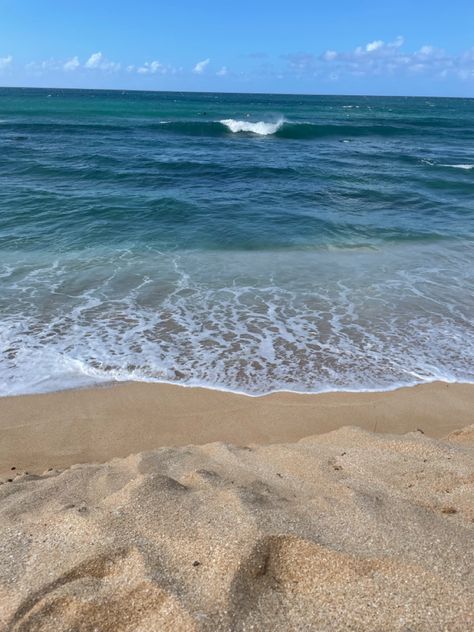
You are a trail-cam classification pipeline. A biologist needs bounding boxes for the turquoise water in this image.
[1,87,473,395]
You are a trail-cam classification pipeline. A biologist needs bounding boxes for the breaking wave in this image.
[220,118,285,135]
[155,119,465,140]
[4,118,471,142]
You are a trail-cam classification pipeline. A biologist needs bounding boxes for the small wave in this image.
[219,118,285,136]
[4,119,448,141]
[441,163,474,170]
[218,119,419,139]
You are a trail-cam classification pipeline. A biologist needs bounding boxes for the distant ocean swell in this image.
[3,118,473,140]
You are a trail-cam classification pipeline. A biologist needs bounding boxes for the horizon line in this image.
[0,84,472,101]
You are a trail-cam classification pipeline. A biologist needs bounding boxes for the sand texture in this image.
[1,424,473,631]
[1,381,474,475]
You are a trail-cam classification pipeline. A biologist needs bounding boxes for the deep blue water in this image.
[0,88,473,395]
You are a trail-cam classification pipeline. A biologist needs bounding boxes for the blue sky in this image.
[1,0,473,96]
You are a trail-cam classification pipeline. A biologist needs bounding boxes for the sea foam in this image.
[1,244,473,397]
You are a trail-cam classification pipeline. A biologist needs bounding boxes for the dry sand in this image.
[0,382,473,630]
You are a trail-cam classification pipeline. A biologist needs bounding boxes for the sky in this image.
[0,0,473,96]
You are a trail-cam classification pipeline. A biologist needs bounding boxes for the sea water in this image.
[0,88,473,395]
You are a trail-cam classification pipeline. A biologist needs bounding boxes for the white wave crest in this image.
[441,163,474,170]
[220,118,285,135]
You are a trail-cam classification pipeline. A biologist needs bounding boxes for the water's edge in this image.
[3,375,474,400]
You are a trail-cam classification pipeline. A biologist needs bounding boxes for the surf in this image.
[219,118,285,135]
[156,119,442,140]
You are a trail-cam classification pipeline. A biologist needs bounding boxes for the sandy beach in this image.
[1,381,473,475]
[0,382,473,630]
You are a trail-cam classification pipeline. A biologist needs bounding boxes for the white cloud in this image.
[390,36,405,49]
[137,60,165,75]
[0,55,13,70]
[323,50,338,61]
[63,56,80,71]
[25,54,178,77]
[25,59,61,72]
[418,45,435,56]
[356,37,405,57]
[286,53,315,70]
[286,37,474,82]
[216,66,228,76]
[366,40,384,53]
[193,58,210,74]
[85,52,120,71]
[85,52,102,69]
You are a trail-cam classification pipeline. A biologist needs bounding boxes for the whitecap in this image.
[441,163,474,170]
[220,118,285,135]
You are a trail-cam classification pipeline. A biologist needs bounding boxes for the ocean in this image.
[0,87,473,396]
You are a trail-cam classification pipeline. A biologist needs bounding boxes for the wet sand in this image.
[0,381,473,475]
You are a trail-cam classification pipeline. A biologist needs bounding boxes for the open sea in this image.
[0,87,473,396]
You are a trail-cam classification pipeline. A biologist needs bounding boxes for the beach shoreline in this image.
[1,380,473,477]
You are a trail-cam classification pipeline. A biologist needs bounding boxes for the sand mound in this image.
[1,425,473,631]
